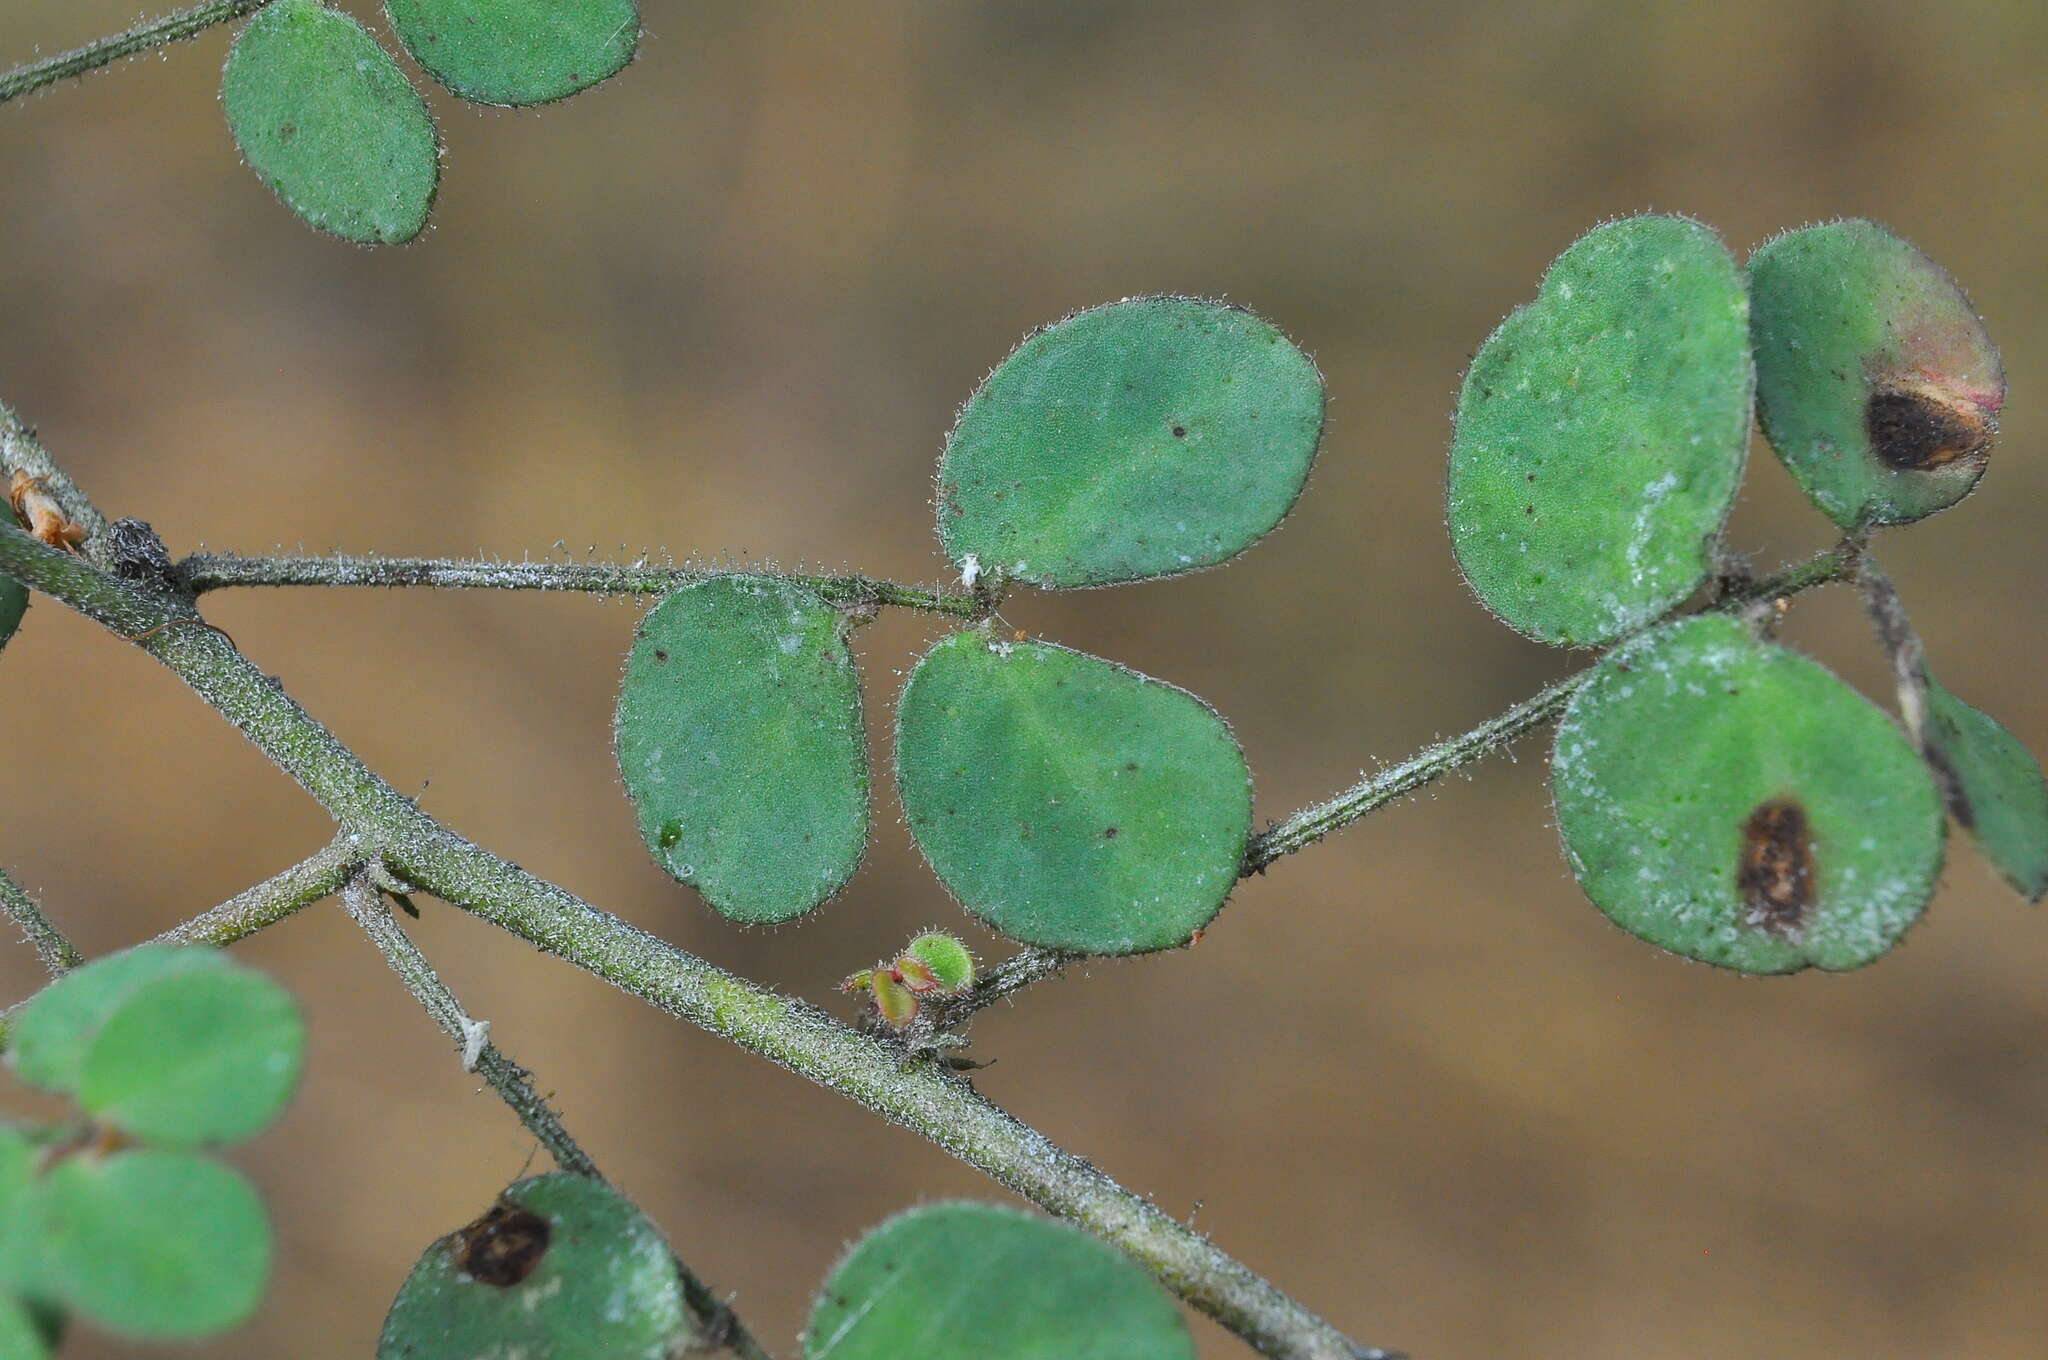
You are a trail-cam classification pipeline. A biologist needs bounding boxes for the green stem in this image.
[0,864,83,975]
[151,838,357,948]
[1242,544,1859,872]
[0,521,1385,1360]
[338,874,774,1360]
[180,551,990,618]
[0,0,272,104]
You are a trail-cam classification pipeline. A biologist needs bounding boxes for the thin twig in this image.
[0,864,83,975]
[338,873,774,1360]
[1244,543,1861,872]
[151,837,359,948]
[0,0,273,104]
[927,947,1075,1028]
[179,551,990,619]
[0,517,1389,1360]
[339,874,601,1179]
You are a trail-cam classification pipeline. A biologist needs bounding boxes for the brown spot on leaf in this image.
[1866,387,1993,471]
[1738,797,1816,938]
[455,1203,551,1287]
[1103,826,1119,839]
[653,648,669,662]
[1171,425,1187,438]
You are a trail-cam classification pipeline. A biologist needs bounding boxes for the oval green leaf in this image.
[806,1201,1193,1360]
[1750,220,2003,528]
[0,579,26,653]
[223,0,439,244]
[378,1173,698,1360]
[937,296,1325,589]
[1552,615,1944,972]
[1447,215,1752,646]
[615,576,869,924]
[896,630,1251,954]
[1922,677,2048,901]
[75,961,305,1148]
[33,1150,269,1339]
[6,946,230,1097]
[386,0,640,107]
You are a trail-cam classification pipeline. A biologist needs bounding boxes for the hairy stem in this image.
[0,0,272,105]
[151,838,358,948]
[339,874,772,1360]
[0,864,83,975]
[0,522,1385,1360]
[339,874,603,1181]
[180,551,990,618]
[1243,544,1859,871]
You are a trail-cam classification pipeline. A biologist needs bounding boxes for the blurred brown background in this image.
[2,2,2044,1357]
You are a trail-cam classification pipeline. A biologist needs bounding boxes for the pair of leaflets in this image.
[618,296,1323,957]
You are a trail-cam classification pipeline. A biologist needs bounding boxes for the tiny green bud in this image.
[902,932,975,992]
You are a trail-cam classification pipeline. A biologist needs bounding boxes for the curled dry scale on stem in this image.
[1,9,2045,1359]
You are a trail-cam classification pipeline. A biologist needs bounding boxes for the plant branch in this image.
[339,873,603,1181]
[0,0,272,104]
[151,837,358,948]
[337,874,774,1360]
[1243,543,1861,872]
[179,551,990,618]
[0,522,1387,1360]
[928,946,1076,1028]
[0,864,82,975]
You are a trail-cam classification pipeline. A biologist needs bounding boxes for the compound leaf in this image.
[223,0,439,244]
[616,576,869,924]
[1551,615,1943,972]
[32,1150,269,1339]
[1448,215,1752,646]
[386,0,640,107]
[896,630,1250,954]
[379,1173,698,1359]
[1750,220,2003,528]
[938,296,1324,589]
[806,1201,1193,1360]
[74,960,305,1148]
[1923,677,2048,901]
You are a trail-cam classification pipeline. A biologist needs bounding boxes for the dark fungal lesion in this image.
[454,1202,552,1287]
[1737,797,1817,939]
[1866,387,1995,471]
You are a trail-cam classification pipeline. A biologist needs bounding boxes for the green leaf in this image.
[222,0,439,244]
[75,962,305,1148]
[7,946,228,1096]
[806,1201,1194,1360]
[1750,220,2003,528]
[938,296,1325,589]
[0,579,26,653]
[0,1127,35,1296]
[33,1150,270,1339]
[616,576,869,924]
[378,1173,699,1360]
[896,630,1250,954]
[1922,678,2048,901]
[1447,215,1752,646]
[386,0,640,107]
[0,1293,51,1360]
[1551,615,1944,973]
